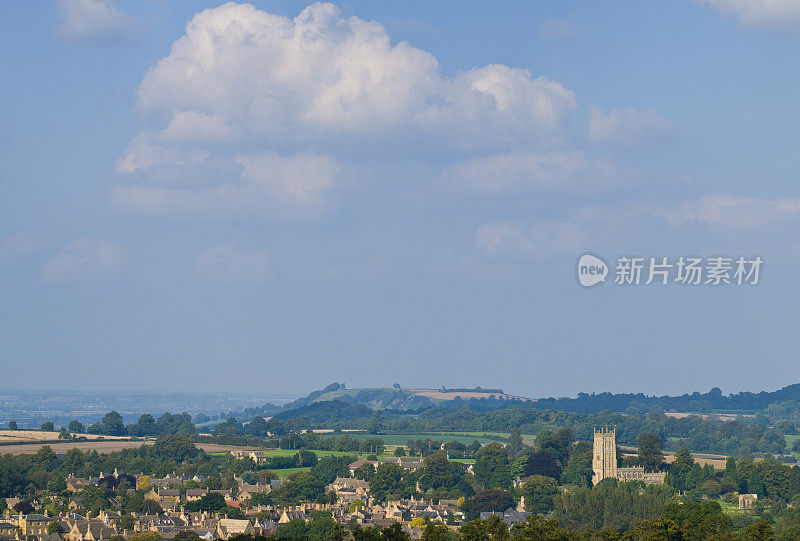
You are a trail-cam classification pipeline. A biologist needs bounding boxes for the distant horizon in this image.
[0,380,794,401]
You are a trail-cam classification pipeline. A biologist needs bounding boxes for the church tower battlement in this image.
[592,426,666,486]
[592,427,617,485]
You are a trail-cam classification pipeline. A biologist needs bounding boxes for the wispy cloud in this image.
[0,232,43,260]
[589,106,669,145]
[475,193,800,260]
[540,18,577,40]
[55,0,140,45]
[657,194,800,228]
[476,221,593,259]
[441,150,618,194]
[695,0,800,27]
[42,238,126,282]
[196,244,269,284]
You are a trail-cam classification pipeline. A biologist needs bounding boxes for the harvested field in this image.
[407,389,533,401]
[0,430,131,443]
[0,440,151,455]
[620,446,728,469]
[664,412,754,421]
[0,440,274,456]
[664,452,728,469]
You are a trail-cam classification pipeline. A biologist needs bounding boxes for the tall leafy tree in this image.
[521,475,558,515]
[524,451,561,480]
[508,428,524,458]
[465,489,515,519]
[246,416,270,437]
[417,452,468,493]
[668,447,695,492]
[474,443,512,490]
[535,428,573,465]
[637,432,665,471]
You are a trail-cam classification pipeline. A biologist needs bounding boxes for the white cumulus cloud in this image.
[196,244,269,283]
[695,0,800,26]
[113,152,340,219]
[115,2,578,217]
[589,106,669,145]
[42,238,126,282]
[55,0,139,44]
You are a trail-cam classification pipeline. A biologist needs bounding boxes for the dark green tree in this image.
[559,441,593,487]
[535,428,573,466]
[521,475,558,515]
[153,434,200,461]
[637,433,665,471]
[141,499,163,515]
[418,452,466,492]
[313,455,352,484]
[354,463,377,482]
[381,522,411,541]
[466,489,515,519]
[173,532,202,541]
[474,443,512,490]
[307,510,345,541]
[247,416,270,437]
[184,492,226,513]
[276,518,309,540]
[523,451,561,480]
[741,521,775,541]
[508,428,524,459]
[667,447,695,492]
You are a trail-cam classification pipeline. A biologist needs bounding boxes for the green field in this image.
[348,432,507,445]
[210,448,366,457]
[715,500,738,514]
[271,467,312,478]
[785,434,800,458]
[257,448,356,458]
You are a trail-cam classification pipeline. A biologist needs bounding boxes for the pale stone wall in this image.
[592,427,618,485]
[592,427,665,485]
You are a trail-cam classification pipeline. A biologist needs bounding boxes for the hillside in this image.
[228,382,800,428]
[531,383,800,414]
[279,383,534,412]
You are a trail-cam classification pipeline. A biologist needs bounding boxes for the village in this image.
[3,424,775,541]
[0,451,535,541]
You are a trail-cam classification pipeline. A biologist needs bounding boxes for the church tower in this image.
[592,427,617,485]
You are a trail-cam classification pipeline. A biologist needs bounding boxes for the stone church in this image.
[592,427,666,485]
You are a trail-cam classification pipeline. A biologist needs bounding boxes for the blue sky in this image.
[1,0,800,397]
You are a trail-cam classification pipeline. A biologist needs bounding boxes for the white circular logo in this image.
[577,254,608,287]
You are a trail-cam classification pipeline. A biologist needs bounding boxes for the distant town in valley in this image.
[2,381,800,539]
